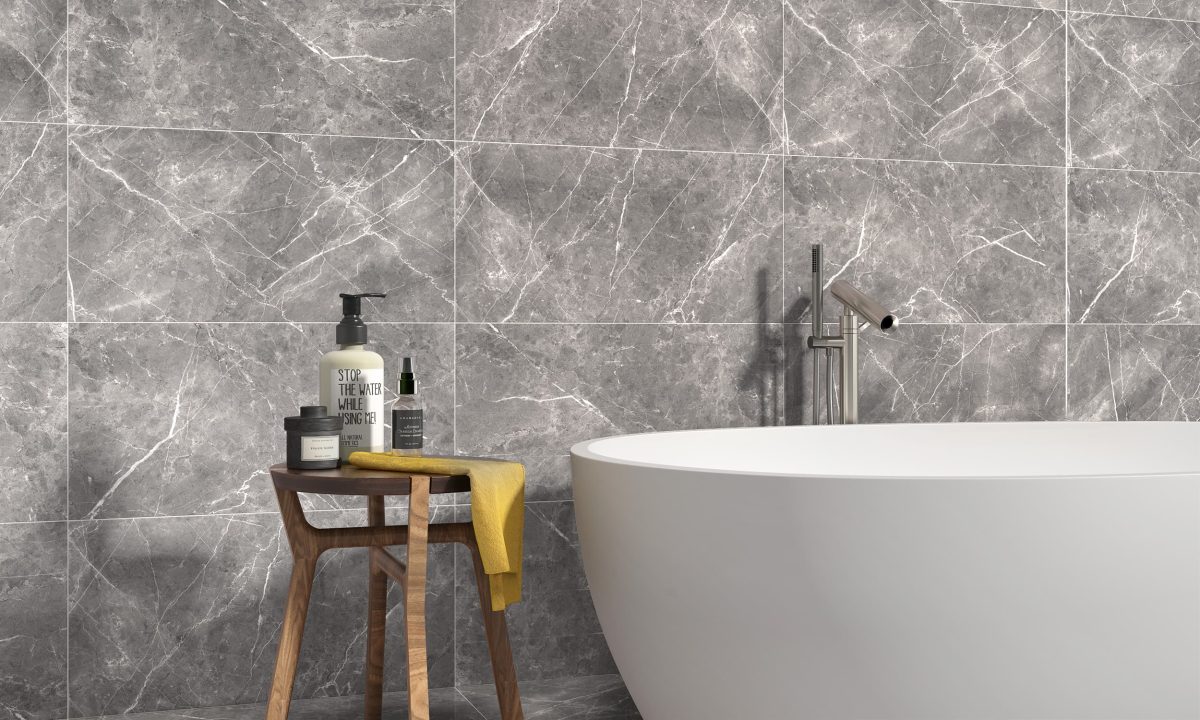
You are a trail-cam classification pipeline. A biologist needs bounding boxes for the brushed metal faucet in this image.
[808,244,898,424]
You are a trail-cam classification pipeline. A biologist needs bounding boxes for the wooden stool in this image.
[266,464,523,720]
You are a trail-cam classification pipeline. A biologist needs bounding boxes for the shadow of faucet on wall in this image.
[737,268,785,427]
[783,288,814,427]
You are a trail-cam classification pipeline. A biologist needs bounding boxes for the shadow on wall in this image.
[783,281,814,427]
[736,268,802,428]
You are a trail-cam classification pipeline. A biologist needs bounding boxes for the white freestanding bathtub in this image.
[571,422,1200,720]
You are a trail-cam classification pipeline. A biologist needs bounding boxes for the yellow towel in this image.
[347,452,524,611]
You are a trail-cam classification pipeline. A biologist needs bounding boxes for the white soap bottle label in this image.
[330,367,385,453]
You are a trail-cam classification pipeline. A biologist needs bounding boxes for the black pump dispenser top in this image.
[336,292,386,345]
[398,357,416,394]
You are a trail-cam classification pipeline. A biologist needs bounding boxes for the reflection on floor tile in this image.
[461,675,641,720]
[74,675,640,720]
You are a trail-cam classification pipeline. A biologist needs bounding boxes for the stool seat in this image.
[268,462,471,495]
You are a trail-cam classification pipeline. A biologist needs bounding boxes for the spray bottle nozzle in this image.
[336,292,387,346]
[398,357,416,394]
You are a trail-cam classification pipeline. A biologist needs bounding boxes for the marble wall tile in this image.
[789,324,1066,423]
[1071,1,1200,21]
[1070,14,1200,172]
[1069,169,1200,323]
[454,502,616,686]
[68,0,452,138]
[0,522,67,720]
[784,0,1065,164]
[0,323,67,524]
[522,456,572,503]
[455,323,784,456]
[785,158,1065,324]
[456,144,782,323]
[1068,325,1200,420]
[456,0,783,152]
[69,128,454,323]
[68,510,457,716]
[0,123,68,321]
[0,0,66,122]
[69,323,454,520]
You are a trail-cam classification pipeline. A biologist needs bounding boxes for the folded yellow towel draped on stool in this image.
[347,452,524,611]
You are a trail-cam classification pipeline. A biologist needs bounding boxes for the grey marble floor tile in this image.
[0,0,66,122]
[784,0,1066,164]
[68,512,457,717]
[0,123,67,321]
[456,144,782,323]
[68,323,454,520]
[0,522,67,720]
[459,675,640,720]
[1070,13,1200,172]
[68,128,454,323]
[76,686,480,720]
[784,158,1065,324]
[1071,1,1200,21]
[1069,169,1200,324]
[788,324,1067,423]
[1068,325,1200,420]
[0,323,67,523]
[456,0,784,152]
[68,0,452,138]
[455,323,784,456]
[454,503,616,686]
[73,675,638,720]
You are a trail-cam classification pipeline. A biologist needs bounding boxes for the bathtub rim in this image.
[569,420,1200,482]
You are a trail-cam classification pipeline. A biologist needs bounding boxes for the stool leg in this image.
[364,497,386,720]
[405,477,431,720]
[468,539,524,720]
[266,552,317,720]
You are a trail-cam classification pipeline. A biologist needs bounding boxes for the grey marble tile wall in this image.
[0,0,1197,717]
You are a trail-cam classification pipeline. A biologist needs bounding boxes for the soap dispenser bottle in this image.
[320,292,387,461]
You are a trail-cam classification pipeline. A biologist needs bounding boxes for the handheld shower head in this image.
[810,244,823,337]
[830,279,897,331]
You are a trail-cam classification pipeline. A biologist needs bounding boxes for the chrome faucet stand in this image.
[807,244,897,425]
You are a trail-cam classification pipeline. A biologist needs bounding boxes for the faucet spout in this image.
[830,279,898,332]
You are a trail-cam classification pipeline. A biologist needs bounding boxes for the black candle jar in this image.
[284,406,342,470]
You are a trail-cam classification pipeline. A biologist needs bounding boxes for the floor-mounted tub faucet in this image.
[808,244,898,424]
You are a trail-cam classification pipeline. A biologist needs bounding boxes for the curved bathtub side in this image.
[572,451,1200,720]
[572,452,802,719]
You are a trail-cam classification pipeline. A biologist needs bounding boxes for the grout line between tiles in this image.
[1062,6,1200,24]
[7,116,1200,178]
[781,0,791,426]
[63,3,72,707]
[455,687,486,718]
[45,499,576,528]
[12,320,1200,327]
[1064,0,1071,420]
[940,0,1200,25]
[451,0,460,687]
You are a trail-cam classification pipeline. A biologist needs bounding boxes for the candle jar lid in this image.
[284,405,342,432]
